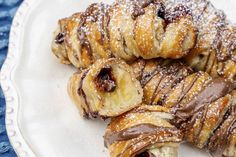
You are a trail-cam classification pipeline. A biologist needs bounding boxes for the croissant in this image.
[131,59,236,157]
[104,105,182,157]
[68,58,143,119]
[175,0,236,80]
[52,0,196,68]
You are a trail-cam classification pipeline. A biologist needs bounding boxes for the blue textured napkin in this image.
[0,0,23,157]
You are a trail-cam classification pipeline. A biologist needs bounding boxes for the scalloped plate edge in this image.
[0,0,38,156]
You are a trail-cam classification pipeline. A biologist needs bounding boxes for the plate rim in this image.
[0,0,38,156]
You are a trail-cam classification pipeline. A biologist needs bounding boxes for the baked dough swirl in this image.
[131,59,236,157]
[52,0,196,68]
[68,58,143,119]
[104,105,182,157]
[175,0,236,80]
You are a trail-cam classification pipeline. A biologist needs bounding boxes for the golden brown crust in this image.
[51,18,71,65]
[52,1,196,68]
[131,59,193,106]
[131,59,236,156]
[176,0,236,80]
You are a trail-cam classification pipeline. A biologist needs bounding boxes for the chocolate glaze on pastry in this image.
[131,59,236,157]
[174,78,236,120]
[104,105,182,157]
[165,4,192,24]
[52,0,196,68]
[104,124,179,147]
[175,0,236,80]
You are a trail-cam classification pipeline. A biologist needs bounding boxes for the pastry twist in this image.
[52,0,196,68]
[175,0,236,80]
[68,58,143,119]
[104,105,182,157]
[131,59,236,157]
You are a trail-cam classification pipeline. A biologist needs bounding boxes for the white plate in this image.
[1,0,236,157]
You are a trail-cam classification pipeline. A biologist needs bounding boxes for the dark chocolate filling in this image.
[131,0,159,20]
[135,151,156,157]
[55,32,65,44]
[157,3,165,19]
[95,67,116,92]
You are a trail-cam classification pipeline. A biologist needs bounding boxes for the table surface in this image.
[0,0,22,157]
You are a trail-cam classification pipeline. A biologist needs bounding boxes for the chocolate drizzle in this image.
[135,59,193,106]
[77,4,95,58]
[95,66,116,92]
[104,124,179,147]
[77,3,109,58]
[172,73,200,111]
[208,104,236,152]
[165,4,191,24]
[150,64,191,105]
[131,0,158,20]
[78,70,90,118]
[175,78,236,121]
[149,74,165,105]
[78,70,98,119]
[140,66,161,87]
[169,77,236,153]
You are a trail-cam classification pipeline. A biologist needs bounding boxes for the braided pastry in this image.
[68,58,143,119]
[175,0,236,80]
[104,105,182,157]
[131,59,236,157]
[52,0,196,68]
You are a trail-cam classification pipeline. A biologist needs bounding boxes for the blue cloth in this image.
[0,0,23,157]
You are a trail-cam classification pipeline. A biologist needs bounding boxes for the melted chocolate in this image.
[208,105,236,152]
[171,73,200,113]
[132,5,145,19]
[175,78,236,121]
[55,32,65,44]
[141,69,159,87]
[78,70,98,119]
[165,5,191,24]
[229,41,236,62]
[131,0,158,20]
[96,3,109,45]
[78,70,90,118]
[77,3,102,58]
[149,63,191,105]
[215,38,236,62]
[78,31,92,55]
[149,74,166,105]
[157,3,165,19]
[95,67,116,92]
[140,60,166,87]
[104,124,178,147]
[135,151,156,157]
[78,3,109,53]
